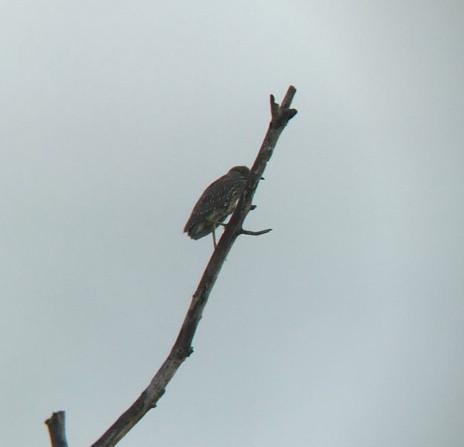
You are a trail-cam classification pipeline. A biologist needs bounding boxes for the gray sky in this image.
[2,1,464,446]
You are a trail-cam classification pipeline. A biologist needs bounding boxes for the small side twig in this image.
[239,228,272,236]
[45,411,69,447]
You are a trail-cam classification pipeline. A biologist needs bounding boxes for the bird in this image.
[184,165,251,247]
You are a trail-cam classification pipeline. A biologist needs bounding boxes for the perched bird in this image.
[184,165,250,246]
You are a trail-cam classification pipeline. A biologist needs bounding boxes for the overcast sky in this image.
[1,1,464,446]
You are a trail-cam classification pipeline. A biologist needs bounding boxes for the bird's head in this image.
[228,165,264,181]
[228,166,250,178]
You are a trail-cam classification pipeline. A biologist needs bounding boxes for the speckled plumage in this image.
[184,166,250,240]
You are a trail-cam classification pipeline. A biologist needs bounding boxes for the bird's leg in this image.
[212,224,217,249]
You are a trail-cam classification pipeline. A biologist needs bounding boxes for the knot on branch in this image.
[175,345,194,359]
[149,389,166,408]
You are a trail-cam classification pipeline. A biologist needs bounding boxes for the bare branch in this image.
[47,86,297,447]
[45,411,69,447]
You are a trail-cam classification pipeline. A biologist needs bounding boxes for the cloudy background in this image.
[2,1,463,446]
